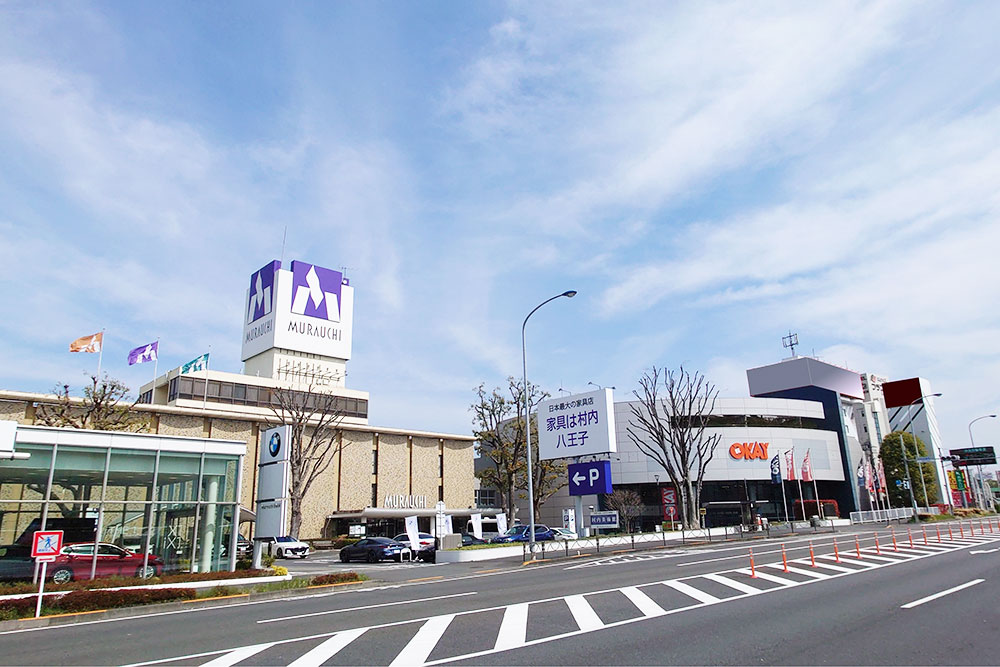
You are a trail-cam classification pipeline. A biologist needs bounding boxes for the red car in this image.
[50,543,163,584]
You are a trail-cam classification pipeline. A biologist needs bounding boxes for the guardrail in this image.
[521,524,770,561]
[849,507,916,523]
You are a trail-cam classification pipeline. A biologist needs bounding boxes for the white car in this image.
[270,536,309,559]
[392,532,436,551]
[552,527,578,540]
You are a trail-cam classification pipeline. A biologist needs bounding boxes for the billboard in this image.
[950,446,997,467]
[241,259,354,363]
[536,389,617,460]
[256,425,290,539]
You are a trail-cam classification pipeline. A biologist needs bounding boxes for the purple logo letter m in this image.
[247,260,280,323]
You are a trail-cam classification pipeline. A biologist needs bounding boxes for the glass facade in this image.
[0,433,243,583]
[164,376,368,419]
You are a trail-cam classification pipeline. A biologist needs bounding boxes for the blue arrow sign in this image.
[568,461,613,496]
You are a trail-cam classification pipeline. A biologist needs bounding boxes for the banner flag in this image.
[496,512,508,535]
[785,450,796,481]
[182,353,210,374]
[470,513,483,540]
[69,332,103,353]
[770,454,782,484]
[802,449,814,483]
[877,459,888,491]
[127,341,159,366]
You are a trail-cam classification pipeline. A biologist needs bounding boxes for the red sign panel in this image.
[661,486,677,520]
[31,530,63,561]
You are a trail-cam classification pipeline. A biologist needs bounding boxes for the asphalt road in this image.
[2,522,999,666]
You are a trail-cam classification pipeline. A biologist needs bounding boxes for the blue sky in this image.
[2,2,999,454]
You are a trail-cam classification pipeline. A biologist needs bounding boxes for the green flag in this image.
[182,353,209,374]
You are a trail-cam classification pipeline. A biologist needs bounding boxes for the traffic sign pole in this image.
[35,561,47,618]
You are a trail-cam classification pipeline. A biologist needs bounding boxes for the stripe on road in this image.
[257,591,475,624]
[663,580,720,604]
[565,595,604,632]
[494,603,529,651]
[701,573,763,595]
[200,643,274,667]
[734,569,798,586]
[620,586,666,617]
[390,615,455,667]
[286,628,367,667]
[900,579,985,609]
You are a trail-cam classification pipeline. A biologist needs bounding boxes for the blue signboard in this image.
[568,460,613,496]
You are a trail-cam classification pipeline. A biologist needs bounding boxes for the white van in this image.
[465,517,501,540]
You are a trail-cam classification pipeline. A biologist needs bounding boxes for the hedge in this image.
[0,568,275,597]
[0,588,197,620]
[310,572,365,586]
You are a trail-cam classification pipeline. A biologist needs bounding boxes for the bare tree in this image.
[265,382,346,538]
[627,366,721,529]
[605,489,643,533]
[520,430,567,521]
[37,375,149,432]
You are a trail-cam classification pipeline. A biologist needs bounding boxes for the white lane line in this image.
[199,643,274,667]
[901,579,985,609]
[807,559,859,574]
[257,591,475,623]
[494,603,529,651]
[733,569,798,586]
[287,628,367,667]
[820,555,879,568]
[701,573,763,595]
[663,580,719,604]
[389,615,454,667]
[620,586,666,617]
[565,595,604,632]
[856,553,907,563]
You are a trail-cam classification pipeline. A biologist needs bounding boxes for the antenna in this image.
[782,331,799,357]
[280,226,287,265]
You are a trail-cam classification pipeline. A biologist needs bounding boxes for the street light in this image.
[522,290,577,549]
[588,382,616,391]
[907,393,942,512]
[968,414,997,510]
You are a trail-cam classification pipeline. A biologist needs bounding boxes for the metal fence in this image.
[848,507,925,524]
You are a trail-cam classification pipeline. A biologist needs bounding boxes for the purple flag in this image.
[127,341,158,365]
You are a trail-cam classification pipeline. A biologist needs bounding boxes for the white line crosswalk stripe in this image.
[286,628,367,667]
[663,579,720,604]
[200,643,275,667]
[733,569,798,586]
[390,615,455,667]
[771,564,830,579]
[494,603,529,651]
[620,586,666,617]
[565,595,604,632]
[701,573,764,595]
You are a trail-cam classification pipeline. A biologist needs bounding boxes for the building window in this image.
[372,448,378,476]
[475,489,498,508]
[438,453,444,478]
[438,485,444,502]
[371,483,379,508]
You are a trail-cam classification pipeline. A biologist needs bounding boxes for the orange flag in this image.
[69,332,103,353]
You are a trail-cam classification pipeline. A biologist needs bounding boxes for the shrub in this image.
[333,537,360,549]
[261,554,276,568]
[310,572,364,586]
[205,586,233,598]
[235,557,254,570]
[271,566,289,576]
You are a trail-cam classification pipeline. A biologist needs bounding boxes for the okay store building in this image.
[526,357,886,531]
[0,259,477,557]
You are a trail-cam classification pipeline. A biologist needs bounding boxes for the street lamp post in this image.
[522,290,577,550]
[907,393,942,512]
[899,432,918,516]
[968,415,997,510]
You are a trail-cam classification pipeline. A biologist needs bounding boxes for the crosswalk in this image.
[136,534,1000,667]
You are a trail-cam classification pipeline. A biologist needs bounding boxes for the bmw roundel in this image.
[268,432,281,458]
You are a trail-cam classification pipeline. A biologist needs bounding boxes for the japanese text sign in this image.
[537,388,617,460]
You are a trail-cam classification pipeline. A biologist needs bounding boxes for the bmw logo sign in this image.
[268,432,281,458]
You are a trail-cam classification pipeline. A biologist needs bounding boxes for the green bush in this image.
[0,588,198,619]
[333,537,360,549]
[0,569,273,596]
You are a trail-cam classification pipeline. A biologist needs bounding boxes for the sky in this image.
[1,2,999,459]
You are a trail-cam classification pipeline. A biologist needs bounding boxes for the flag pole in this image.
[203,346,211,409]
[96,329,105,379]
[152,338,159,386]
[780,463,790,524]
[808,449,822,519]
[793,447,805,522]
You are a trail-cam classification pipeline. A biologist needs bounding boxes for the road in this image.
[2,522,999,666]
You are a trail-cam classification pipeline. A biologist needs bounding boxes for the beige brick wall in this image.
[411,437,441,502]
[0,400,28,422]
[209,420,256,509]
[443,438,474,509]
[155,415,205,437]
[338,431,373,514]
[376,434,409,500]
[297,430,342,540]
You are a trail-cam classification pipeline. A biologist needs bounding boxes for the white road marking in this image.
[824,555,879,568]
[901,579,985,609]
[390,615,455,667]
[620,586,666,617]
[855,553,905,563]
[257,591,475,623]
[199,643,274,667]
[733,569,798,586]
[286,628,367,667]
[970,548,1000,554]
[701,573,764,595]
[663,580,720,604]
[771,564,830,579]
[493,603,529,651]
[808,558,859,574]
[565,595,604,631]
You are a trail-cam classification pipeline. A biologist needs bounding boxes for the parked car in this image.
[339,537,410,563]
[551,527,578,540]
[491,524,554,543]
[464,518,502,541]
[461,533,487,546]
[50,543,163,584]
[266,536,309,559]
[235,534,252,558]
[391,532,436,562]
[0,544,35,582]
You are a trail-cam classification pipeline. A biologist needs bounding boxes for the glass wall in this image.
[0,440,242,583]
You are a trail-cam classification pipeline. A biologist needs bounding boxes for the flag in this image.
[801,449,814,482]
[785,450,796,481]
[181,353,209,374]
[770,454,782,484]
[865,461,876,494]
[127,341,159,366]
[69,332,103,353]
[877,459,887,491]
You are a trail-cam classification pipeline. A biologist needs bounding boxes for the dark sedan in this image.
[491,524,555,543]
[0,544,34,582]
[338,537,411,563]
